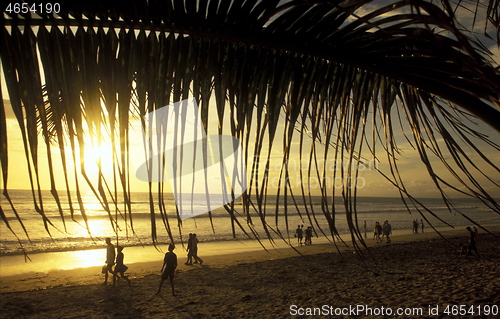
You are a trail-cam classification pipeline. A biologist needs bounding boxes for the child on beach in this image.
[113,246,131,287]
[156,243,177,296]
[103,237,116,286]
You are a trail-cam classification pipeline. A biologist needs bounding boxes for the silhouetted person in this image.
[374,222,382,243]
[377,221,383,243]
[103,237,116,286]
[156,243,177,295]
[413,220,419,233]
[295,225,303,245]
[384,220,392,243]
[114,246,131,287]
[382,221,388,242]
[185,233,194,265]
[420,219,424,233]
[465,227,480,257]
[304,226,313,245]
[363,221,367,239]
[191,233,203,264]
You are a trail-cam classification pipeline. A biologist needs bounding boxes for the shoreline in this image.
[1,228,499,318]
[0,225,489,277]
[1,225,498,293]
[3,219,498,258]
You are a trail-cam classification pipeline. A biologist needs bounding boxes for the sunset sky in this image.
[3,92,499,199]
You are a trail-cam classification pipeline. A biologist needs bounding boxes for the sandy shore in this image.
[1,226,499,318]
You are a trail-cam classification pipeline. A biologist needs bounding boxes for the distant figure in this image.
[384,220,392,243]
[114,246,131,287]
[304,226,313,245]
[382,221,388,242]
[363,221,367,239]
[156,243,178,295]
[374,222,383,243]
[185,233,194,265]
[295,225,303,245]
[465,227,480,257]
[420,219,424,233]
[191,233,203,264]
[103,237,116,286]
[413,220,419,234]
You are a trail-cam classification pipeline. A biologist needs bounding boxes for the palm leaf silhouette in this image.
[1,0,499,253]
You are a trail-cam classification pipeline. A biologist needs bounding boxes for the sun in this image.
[82,139,114,176]
[63,128,116,180]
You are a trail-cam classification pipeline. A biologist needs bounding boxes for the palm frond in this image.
[1,0,499,253]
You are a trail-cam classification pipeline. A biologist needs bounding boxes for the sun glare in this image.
[62,249,105,269]
[62,127,116,179]
[82,138,114,176]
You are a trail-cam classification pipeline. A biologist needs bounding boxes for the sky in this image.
[1,1,499,199]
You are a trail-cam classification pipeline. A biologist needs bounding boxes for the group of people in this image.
[104,222,482,297]
[372,220,392,243]
[295,225,314,245]
[103,233,204,296]
[185,233,203,265]
[412,219,424,233]
[103,237,132,287]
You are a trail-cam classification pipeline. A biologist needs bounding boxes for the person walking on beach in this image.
[382,221,388,242]
[185,233,194,265]
[384,220,392,243]
[156,243,177,296]
[191,233,203,264]
[103,237,116,286]
[420,219,424,233]
[465,227,480,258]
[295,225,304,245]
[304,226,314,245]
[374,222,383,243]
[113,246,131,287]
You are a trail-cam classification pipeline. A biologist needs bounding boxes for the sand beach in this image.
[1,226,499,318]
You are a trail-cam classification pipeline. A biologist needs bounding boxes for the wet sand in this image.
[1,226,499,318]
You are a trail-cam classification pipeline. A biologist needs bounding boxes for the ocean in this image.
[1,189,499,256]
